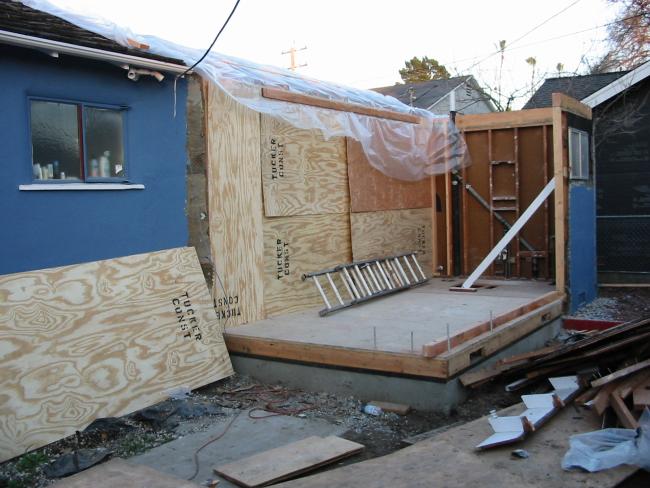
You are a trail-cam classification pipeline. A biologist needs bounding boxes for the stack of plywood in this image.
[347,139,434,276]
[205,85,352,325]
[260,116,352,317]
[204,83,436,327]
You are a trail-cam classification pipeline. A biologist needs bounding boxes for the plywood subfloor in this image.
[50,458,200,488]
[261,116,349,217]
[228,279,555,355]
[275,403,635,488]
[0,247,233,462]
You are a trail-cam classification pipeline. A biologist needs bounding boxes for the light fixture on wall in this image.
[125,66,164,82]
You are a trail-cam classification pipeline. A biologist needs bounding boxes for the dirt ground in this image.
[2,286,649,487]
[0,373,526,488]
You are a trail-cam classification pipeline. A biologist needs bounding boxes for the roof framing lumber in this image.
[261,87,423,124]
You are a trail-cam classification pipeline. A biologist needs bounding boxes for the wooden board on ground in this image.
[350,208,433,277]
[633,378,650,410]
[205,83,265,327]
[274,403,635,488]
[347,138,431,212]
[261,115,349,217]
[0,247,233,462]
[214,435,364,487]
[263,213,352,317]
[50,458,200,487]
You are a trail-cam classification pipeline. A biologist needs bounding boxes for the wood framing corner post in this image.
[551,94,568,295]
[430,173,438,275]
[551,93,592,296]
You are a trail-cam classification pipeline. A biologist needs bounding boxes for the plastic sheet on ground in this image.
[21,0,470,181]
[562,408,650,472]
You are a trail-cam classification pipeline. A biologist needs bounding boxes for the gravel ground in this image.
[0,374,522,487]
[6,287,648,487]
[573,287,650,322]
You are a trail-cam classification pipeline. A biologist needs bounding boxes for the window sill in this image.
[19,183,145,191]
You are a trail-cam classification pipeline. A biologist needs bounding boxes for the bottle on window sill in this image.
[99,151,111,177]
[90,158,99,177]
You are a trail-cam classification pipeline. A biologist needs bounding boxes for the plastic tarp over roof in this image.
[21,0,470,181]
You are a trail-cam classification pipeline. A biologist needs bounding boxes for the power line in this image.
[453,12,645,68]
[462,0,582,72]
[178,0,242,78]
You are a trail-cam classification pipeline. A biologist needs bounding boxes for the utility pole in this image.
[282,43,307,71]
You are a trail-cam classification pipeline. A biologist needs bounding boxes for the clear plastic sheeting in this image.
[562,409,650,472]
[21,0,470,181]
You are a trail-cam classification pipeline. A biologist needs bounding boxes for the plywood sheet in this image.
[215,435,364,487]
[205,83,265,327]
[0,247,233,462]
[347,138,431,212]
[263,213,351,317]
[261,115,349,217]
[350,208,433,277]
[276,403,634,488]
[51,458,200,488]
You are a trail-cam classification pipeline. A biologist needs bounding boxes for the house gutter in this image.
[0,29,189,74]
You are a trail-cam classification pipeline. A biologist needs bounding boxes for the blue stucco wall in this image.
[568,183,598,312]
[0,46,188,275]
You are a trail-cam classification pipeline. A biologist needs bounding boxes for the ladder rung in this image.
[492,195,517,201]
[354,265,372,296]
[325,272,344,306]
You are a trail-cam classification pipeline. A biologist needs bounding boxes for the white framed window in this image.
[568,127,590,180]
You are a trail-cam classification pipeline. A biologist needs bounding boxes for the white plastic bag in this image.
[562,408,650,472]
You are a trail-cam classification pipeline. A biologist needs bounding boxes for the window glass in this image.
[569,128,589,180]
[30,101,81,180]
[580,132,590,179]
[84,107,126,179]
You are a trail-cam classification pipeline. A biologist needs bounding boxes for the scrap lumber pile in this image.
[460,317,650,428]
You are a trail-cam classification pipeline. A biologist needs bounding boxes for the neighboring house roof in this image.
[522,71,628,109]
[373,76,472,109]
[0,0,184,66]
[582,60,650,107]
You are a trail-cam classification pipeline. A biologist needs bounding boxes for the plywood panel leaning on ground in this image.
[0,247,234,462]
[260,115,349,217]
[263,213,352,317]
[346,138,431,213]
[350,208,433,277]
[204,82,265,326]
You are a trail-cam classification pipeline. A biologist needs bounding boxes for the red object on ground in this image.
[563,317,623,331]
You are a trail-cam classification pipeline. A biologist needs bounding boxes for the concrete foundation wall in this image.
[231,318,563,413]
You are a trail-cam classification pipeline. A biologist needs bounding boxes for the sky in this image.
[45,0,620,108]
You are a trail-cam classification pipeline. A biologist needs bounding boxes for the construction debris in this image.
[367,401,412,416]
[476,376,581,449]
[562,409,650,472]
[462,317,650,432]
